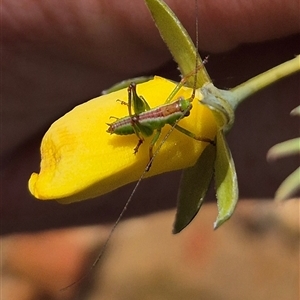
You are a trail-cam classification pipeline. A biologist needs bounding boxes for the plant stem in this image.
[231,55,300,107]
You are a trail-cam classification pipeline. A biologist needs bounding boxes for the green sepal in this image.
[213,131,238,229]
[144,0,211,88]
[173,144,216,233]
[200,83,236,132]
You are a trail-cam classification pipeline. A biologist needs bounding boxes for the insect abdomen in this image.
[138,98,192,127]
[107,117,135,135]
[107,97,192,136]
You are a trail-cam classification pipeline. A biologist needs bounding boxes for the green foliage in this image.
[173,144,215,233]
[145,0,238,230]
[145,0,299,231]
[144,0,211,88]
[267,106,300,200]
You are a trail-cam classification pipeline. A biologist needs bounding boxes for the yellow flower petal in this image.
[29,76,217,203]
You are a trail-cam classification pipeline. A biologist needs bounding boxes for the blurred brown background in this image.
[1,0,300,298]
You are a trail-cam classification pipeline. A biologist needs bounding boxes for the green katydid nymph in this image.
[106,61,214,171]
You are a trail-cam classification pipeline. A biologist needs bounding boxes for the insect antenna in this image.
[191,0,199,100]
[152,0,204,156]
[61,0,204,291]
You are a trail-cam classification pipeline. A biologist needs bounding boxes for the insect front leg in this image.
[129,84,155,156]
[116,99,128,106]
[133,138,144,154]
[108,116,119,121]
[132,126,145,154]
[131,119,155,155]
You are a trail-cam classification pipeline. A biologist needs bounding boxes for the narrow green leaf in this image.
[267,138,300,161]
[290,105,300,116]
[275,167,300,201]
[173,144,216,233]
[214,131,238,229]
[144,0,211,87]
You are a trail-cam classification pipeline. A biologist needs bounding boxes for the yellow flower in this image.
[29,76,217,204]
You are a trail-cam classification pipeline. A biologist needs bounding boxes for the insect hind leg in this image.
[165,56,209,104]
[133,138,144,154]
[145,129,162,171]
[174,124,215,145]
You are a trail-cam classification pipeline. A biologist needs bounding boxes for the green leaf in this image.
[173,144,216,233]
[290,105,300,116]
[267,138,300,161]
[275,167,300,201]
[214,131,238,229]
[144,0,211,88]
